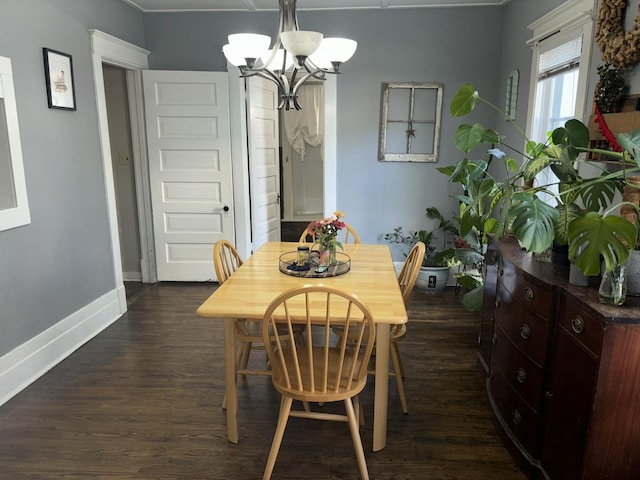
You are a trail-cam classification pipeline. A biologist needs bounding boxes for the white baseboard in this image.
[123,271,142,282]
[0,287,124,407]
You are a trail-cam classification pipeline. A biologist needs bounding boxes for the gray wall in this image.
[143,8,505,250]
[495,0,566,147]
[0,0,144,357]
[2,0,626,367]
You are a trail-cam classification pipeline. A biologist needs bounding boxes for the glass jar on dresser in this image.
[482,237,640,480]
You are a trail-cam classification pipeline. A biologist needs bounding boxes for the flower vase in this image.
[599,265,627,306]
[318,244,337,267]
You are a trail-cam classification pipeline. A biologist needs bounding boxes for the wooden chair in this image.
[388,240,426,413]
[261,285,376,480]
[332,241,425,414]
[298,221,361,244]
[213,240,270,409]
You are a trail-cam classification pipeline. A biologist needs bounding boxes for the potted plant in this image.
[384,207,456,293]
[441,84,640,308]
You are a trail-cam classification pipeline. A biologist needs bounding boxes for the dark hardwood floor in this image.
[0,283,524,479]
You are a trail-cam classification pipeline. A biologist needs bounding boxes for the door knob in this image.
[223,205,230,212]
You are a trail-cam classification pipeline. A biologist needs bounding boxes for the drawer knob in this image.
[570,316,584,334]
[520,324,531,340]
[511,409,522,426]
[515,368,527,384]
[523,287,534,302]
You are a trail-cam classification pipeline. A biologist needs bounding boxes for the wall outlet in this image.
[118,152,131,165]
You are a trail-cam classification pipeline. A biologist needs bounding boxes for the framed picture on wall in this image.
[43,48,76,111]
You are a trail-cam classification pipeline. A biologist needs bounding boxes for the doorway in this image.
[103,65,142,284]
[279,83,326,241]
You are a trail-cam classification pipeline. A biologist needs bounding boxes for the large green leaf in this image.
[558,180,580,206]
[483,129,502,144]
[553,202,583,245]
[549,145,579,182]
[617,128,640,165]
[455,123,486,154]
[552,119,590,149]
[509,193,558,252]
[454,248,484,265]
[450,84,479,117]
[579,176,620,212]
[522,153,552,182]
[461,285,484,312]
[568,212,638,275]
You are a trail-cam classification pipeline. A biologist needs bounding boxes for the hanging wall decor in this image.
[378,82,443,163]
[595,0,640,67]
[43,48,76,111]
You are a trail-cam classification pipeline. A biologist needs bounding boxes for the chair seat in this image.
[332,323,406,343]
[271,347,368,402]
[237,319,306,342]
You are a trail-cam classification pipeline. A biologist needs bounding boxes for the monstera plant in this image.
[441,84,640,309]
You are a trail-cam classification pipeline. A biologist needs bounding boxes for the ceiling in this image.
[121,0,510,12]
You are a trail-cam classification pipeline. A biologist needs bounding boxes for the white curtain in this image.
[283,84,324,159]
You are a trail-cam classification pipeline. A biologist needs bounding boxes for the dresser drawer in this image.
[489,370,539,455]
[495,284,550,367]
[491,324,544,412]
[499,258,553,319]
[557,295,604,357]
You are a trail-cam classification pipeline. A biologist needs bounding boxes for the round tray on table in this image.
[279,250,351,278]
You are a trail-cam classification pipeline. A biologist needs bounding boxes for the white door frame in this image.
[90,29,150,313]
[227,67,337,259]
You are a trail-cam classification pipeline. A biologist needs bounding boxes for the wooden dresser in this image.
[479,237,640,480]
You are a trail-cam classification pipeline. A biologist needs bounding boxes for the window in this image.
[0,55,30,231]
[378,82,443,163]
[526,0,594,204]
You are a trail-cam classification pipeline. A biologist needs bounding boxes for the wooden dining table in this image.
[196,241,408,452]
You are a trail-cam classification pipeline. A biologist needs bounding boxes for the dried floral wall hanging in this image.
[595,0,640,67]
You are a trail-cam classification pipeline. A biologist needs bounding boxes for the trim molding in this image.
[0,288,123,407]
[89,29,150,310]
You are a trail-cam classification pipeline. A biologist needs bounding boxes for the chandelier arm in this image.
[296,65,328,84]
[291,71,326,98]
[258,69,287,94]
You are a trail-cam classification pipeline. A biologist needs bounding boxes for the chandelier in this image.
[222,0,357,110]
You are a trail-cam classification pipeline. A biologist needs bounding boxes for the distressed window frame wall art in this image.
[378,82,443,163]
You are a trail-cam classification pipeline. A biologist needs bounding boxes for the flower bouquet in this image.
[305,211,346,267]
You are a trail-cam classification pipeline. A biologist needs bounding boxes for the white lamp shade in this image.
[260,49,294,71]
[309,38,357,70]
[222,44,246,67]
[280,31,323,57]
[228,33,271,60]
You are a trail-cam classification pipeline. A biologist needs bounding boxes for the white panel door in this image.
[143,70,233,281]
[247,76,281,252]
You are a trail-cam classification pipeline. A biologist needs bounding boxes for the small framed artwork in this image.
[43,48,76,111]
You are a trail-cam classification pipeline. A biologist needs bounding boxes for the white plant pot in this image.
[415,266,450,293]
[626,250,640,296]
